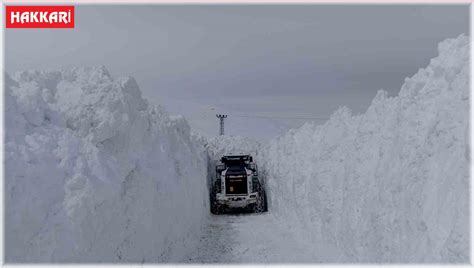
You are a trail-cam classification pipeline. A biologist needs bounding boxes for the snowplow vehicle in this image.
[211,154,267,214]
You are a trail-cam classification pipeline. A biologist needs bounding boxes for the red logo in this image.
[6,6,74,28]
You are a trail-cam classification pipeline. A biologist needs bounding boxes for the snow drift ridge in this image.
[5,66,209,262]
[262,34,470,262]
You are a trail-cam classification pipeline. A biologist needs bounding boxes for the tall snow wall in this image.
[262,34,470,262]
[5,66,209,262]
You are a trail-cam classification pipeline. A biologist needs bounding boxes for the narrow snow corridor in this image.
[4,34,469,263]
[185,213,321,263]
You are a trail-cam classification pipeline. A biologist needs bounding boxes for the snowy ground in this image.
[186,212,321,263]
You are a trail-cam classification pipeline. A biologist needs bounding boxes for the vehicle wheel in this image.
[210,183,224,215]
[253,184,266,213]
[211,199,224,214]
[263,189,268,212]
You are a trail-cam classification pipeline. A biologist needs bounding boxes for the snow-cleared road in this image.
[185,212,322,263]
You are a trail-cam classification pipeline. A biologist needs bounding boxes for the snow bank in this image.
[5,66,209,262]
[262,34,470,262]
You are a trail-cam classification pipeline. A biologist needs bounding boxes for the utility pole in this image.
[216,114,227,135]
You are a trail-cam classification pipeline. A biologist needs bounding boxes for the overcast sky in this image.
[5,5,470,140]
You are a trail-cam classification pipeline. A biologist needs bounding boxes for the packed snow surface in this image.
[5,66,209,262]
[262,34,470,262]
[186,213,320,263]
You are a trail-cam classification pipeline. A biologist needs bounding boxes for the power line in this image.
[231,114,328,120]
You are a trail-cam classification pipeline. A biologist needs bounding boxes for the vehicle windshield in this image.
[226,165,247,175]
[226,160,245,167]
[226,160,246,170]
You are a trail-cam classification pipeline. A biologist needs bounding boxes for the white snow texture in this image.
[5,35,470,263]
[262,34,470,262]
[5,66,209,262]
